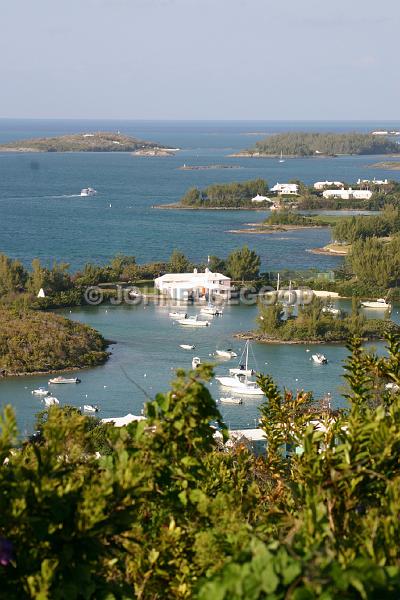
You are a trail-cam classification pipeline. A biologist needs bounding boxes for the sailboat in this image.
[279,150,285,163]
[216,341,264,396]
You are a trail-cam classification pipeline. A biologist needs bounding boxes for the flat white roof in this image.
[156,271,230,282]
[101,413,145,427]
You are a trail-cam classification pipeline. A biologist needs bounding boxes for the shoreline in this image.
[152,203,268,211]
[0,339,114,379]
[309,246,349,256]
[229,224,326,234]
[234,331,387,344]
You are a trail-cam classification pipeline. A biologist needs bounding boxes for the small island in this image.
[0,131,171,154]
[231,132,400,158]
[369,161,400,170]
[238,298,398,344]
[0,307,109,376]
[230,211,333,234]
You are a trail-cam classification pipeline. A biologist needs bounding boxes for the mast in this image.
[245,341,249,382]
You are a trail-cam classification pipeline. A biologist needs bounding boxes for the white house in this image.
[270,183,299,195]
[322,188,373,200]
[154,268,231,300]
[357,178,388,186]
[314,181,344,190]
[37,288,46,298]
[251,194,272,203]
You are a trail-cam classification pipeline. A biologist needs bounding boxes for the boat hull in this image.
[216,376,264,396]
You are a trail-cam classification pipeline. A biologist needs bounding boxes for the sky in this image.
[1,0,399,120]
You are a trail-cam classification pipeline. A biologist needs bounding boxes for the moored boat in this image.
[215,349,238,359]
[169,312,187,319]
[219,397,243,405]
[361,298,391,310]
[180,344,195,350]
[48,376,81,384]
[216,341,263,396]
[43,396,59,406]
[200,306,223,316]
[177,316,210,327]
[312,353,328,365]
[83,404,99,412]
[192,357,201,369]
[32,387,49,396]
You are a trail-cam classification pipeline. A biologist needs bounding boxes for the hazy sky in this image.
[1,0,399,119]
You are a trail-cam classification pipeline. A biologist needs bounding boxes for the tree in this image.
[0,254,27,296]
[168,249,192,273]
[207,255,226,274]
[226,245,261,281]
[27,258,49,294]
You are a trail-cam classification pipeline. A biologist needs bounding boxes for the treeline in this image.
[2,337,400,597]
[257,297,397,342]
[251,132,400,156]
[347,236,400,290]
[333,206,400,243]
[0,245,263,308]
[180,178,269,207]
[0,306,108,375]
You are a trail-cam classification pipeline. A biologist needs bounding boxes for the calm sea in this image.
[0,119,399,434]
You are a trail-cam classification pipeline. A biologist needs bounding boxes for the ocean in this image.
[0,119,399,434]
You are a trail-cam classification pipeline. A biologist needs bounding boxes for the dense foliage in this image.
[346,236,400,290]
[264,210,317,226]
[226,245,261,281]
[1,337,400,598]
[256,297,398,342]
[0,132,166,152]
[0,306,108,375]
[180,179,269,208]
[250,132,400,156]
[333,206,400,243]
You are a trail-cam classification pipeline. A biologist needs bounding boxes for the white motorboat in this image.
[43,396,59,406]
[216,375,264,396]
[215,349,238,359]
[32,387,49,396]
[312,353,328,365]
[361,298,391,310]
[192,357,201,369]
[169,312,187,319]
[48,376,81,384]
[80,187,97,197]
[216,341,264,396]
[219,397,243,405]
[180,344,195,350]
[83,404,99,412]
[322,304,341,316]
[177,316,210,327]
[200,306,223,316]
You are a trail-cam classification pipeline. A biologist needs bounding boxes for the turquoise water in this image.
[1,120,399,433]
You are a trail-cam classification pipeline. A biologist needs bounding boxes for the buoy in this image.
[144,373,147,378]
[103,385,107,388]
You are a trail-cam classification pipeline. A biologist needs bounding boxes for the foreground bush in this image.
[1,338,400,598]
